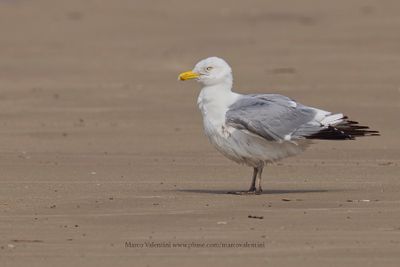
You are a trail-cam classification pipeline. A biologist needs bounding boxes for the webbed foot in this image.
[227,188,262,195]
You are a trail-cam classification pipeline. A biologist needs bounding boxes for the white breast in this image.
[197,87,245,162]
[197,86,239,133]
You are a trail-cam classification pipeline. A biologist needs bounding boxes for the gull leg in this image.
[248,167,257,192]
[255,164,264,194]
[227,167,258,195]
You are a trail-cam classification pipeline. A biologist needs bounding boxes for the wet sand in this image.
[0,0,399,266]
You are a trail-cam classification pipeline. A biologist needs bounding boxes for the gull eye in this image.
[206,66,213,71]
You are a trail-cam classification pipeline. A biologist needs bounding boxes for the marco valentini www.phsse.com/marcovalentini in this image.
[125,241,265,249]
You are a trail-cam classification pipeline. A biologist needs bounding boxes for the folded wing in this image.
[225,94,379,141]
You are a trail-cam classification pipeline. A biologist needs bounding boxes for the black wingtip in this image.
[306,119,380,140]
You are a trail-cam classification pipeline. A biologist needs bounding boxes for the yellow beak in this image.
[178,70,199,81]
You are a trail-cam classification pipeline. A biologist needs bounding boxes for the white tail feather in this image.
[320,113,344,126]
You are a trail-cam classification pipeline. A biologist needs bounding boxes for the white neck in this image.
[197,82,240,127]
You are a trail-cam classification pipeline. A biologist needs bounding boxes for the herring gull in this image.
[178,57,379,194]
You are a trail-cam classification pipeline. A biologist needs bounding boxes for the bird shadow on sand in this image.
[177,188,341,195]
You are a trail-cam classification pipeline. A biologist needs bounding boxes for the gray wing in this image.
[226,94,318,141]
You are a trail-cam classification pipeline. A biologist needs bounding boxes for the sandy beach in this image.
[0,0,399,266]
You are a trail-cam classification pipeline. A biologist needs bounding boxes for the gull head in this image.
[179,57,232,87]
